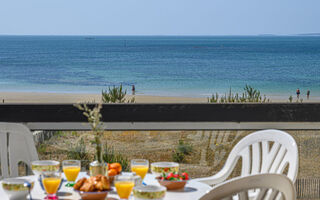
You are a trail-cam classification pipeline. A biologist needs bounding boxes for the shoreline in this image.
[0,91,319,103]
[0,91,206,103]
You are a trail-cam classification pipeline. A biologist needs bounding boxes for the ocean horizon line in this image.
[1,34,320,37]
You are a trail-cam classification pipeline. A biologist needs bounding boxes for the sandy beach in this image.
[0,92,207,103]
[0,91,319,103]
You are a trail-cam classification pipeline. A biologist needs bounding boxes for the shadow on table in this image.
[106,190,119,199]
[57,191,73,196]
[108,190,118,195]
[170,187,197,193]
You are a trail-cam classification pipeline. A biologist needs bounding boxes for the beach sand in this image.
[0,92,207,103]
[0,91,319,103]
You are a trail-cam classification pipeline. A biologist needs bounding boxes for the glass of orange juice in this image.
[41,172,62,199]
[131,159,149,180]
[115,175,135,200]
[62,160,81,187]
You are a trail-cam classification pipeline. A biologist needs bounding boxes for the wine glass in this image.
[115,175,135,200]
[62,160,81,187]
[41,172,62,200]
[131,159,149,180]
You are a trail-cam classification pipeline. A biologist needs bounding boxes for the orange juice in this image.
[131,165,148,179]
[115,181,134,199]
[42,177,61,194]
[63,166,80,181]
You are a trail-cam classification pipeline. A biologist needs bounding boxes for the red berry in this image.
[167,172,174,178]
[182,172,189,180]
[173,174,179,178]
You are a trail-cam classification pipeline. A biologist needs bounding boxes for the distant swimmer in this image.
[132,85,135,95]
[296,88,300,99]
[307,90,310,100]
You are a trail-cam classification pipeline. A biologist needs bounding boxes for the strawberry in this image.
[166,172,174,180]
[181,172,189,180]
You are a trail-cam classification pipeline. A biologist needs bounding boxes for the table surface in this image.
[0,172,212,200]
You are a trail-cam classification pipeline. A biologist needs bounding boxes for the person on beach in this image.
[307,90,310,100]
[132,85,135,95]
[296,88,300,99]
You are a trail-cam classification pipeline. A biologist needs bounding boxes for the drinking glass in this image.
[62,160,81,187]
[41,172,62,200]
[115,175,135,200]
[31,160,60,192]
[131,159,149,180]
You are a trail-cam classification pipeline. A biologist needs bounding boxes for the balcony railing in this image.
[0,103,320,130]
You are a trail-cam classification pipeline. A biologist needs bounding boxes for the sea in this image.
[0,35,320,99]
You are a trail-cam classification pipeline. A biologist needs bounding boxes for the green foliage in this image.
[208,93,219,103]
[103,144,130,171]
[55,131,66,137]
[208,85,270,103]
[244,85,263,102]
[71,131,78,136]
[177,140,193,155]
[67,138,90,169]
[172,140,193,163]
[172,151,185,163]
[289,95,293,103]
[37,144,47,154]
[102,85,135,103]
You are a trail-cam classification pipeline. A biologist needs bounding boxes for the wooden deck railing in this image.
[0,103,320,130]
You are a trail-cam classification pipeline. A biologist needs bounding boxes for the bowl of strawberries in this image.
[156,172,189,190]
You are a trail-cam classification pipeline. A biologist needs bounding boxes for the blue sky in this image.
[0,0,319,35]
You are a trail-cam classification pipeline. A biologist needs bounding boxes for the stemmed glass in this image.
[131,159,149,180]
[41,172,62,200]
[115,175,135,200]
[62,160,81,187]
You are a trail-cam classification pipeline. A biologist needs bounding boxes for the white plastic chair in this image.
[200,173,296,200]
[194,129,298,186]
[0,123,38,178]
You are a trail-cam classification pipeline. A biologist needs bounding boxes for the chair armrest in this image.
[193,167,232,186]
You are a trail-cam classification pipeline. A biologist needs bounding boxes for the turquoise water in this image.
[0,36,320,98]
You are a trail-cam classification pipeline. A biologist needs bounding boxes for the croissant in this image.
[101,176,110,190]
[95,175,102,181]
[88,176,97,183]
[95,181,104,191]
[80,181,95,192]
[75,175,110,192]
[73,177,87,190]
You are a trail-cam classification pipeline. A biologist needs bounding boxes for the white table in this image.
[0,172,212,200]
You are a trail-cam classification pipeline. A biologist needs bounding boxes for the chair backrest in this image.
[0,123,38,178]
[200,173,296,200]
[223,129,298,182]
